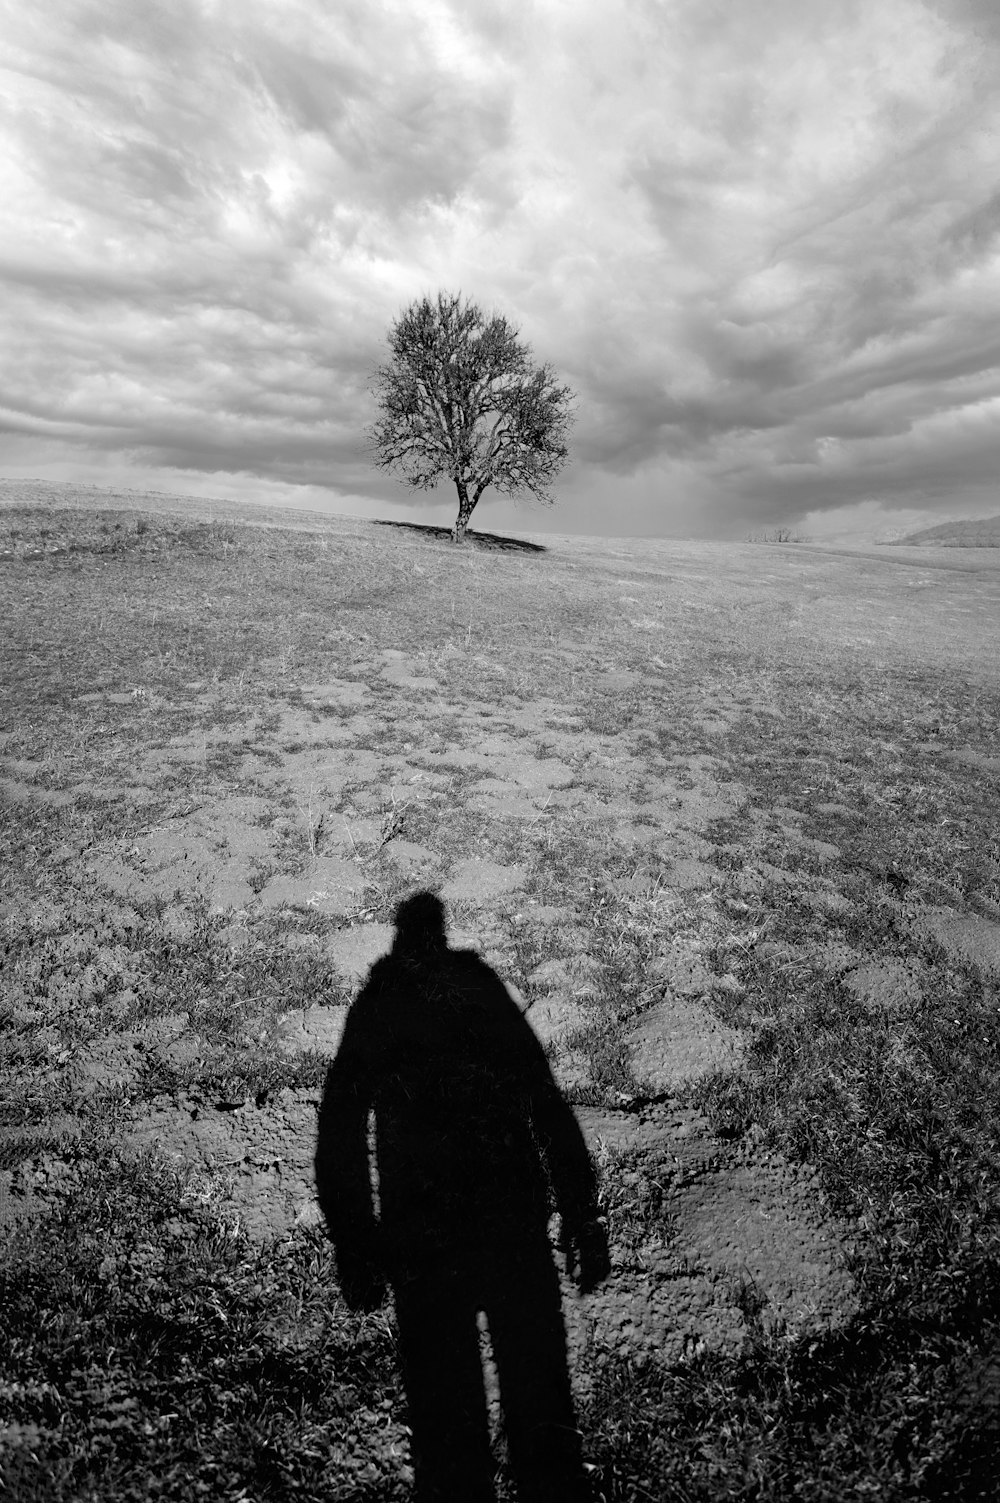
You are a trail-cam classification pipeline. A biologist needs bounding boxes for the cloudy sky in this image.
[2,0,999,540]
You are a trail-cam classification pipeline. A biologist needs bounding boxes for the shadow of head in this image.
[393,890,448,956]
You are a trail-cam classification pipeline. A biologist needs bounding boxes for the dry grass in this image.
[2,493,1000,1499]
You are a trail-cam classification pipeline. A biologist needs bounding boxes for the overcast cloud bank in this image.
[2,0,999,538]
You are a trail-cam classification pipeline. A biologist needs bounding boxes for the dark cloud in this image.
[1,0,999,537]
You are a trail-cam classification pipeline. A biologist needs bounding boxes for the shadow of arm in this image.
[531,1070,611,1293]
[314,1001,386,1310]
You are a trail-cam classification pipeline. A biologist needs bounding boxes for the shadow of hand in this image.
[562,1217,611,1295]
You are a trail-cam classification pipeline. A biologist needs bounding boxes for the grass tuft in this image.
[0,1146,409,1501]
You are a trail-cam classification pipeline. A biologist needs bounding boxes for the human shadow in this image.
[315,891,609,1502]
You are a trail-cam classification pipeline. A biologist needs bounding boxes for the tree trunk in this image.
[451,479,476,542]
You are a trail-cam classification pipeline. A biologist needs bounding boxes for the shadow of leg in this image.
[485,1234,590,1503]
[394,1267,496,1503]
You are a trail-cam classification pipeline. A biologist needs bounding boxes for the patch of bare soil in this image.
[58,718,852,1370]
[5,485,1000,1503]
[564,1107,853,1373]
[626,995,742,1093]
[34,1114,825,1409]
[3,627,864,1369]
[86,796,273,914]
[123,1088,324,1242]
[36,1084,846,1372]
[915,907,1000,971]
[18,512,998,1415]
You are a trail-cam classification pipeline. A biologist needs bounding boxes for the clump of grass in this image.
[5,495,1000,1499]
[564,818,1000,1497]
[564,1016,641,1104]
[624,946,1000,1500]
[0,901,349,1133]
[3,902,347,1045]
[580,1313,999,1502]
[0,1144,409,1501]
[696,948,1000,1250]
[135,1044,330,1104]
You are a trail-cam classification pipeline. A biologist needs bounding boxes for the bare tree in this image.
[368,291,575,541]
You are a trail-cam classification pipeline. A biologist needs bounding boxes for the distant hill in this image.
[891,515,1000,547]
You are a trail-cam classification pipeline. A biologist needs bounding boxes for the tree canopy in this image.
[368,291,575,540]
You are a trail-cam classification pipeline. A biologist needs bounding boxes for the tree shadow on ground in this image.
[372,519,548,554]
[315,890,608,1502]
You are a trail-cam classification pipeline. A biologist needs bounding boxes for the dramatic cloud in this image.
[2,0,999,537]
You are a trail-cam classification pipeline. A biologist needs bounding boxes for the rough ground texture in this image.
[0,665,862,1360]
[2,485,999,1481]
[0,673,854,1359]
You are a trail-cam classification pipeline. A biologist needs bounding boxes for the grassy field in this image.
[2,487,999,1500]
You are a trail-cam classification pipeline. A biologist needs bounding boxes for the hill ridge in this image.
[892,514,1000,546]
